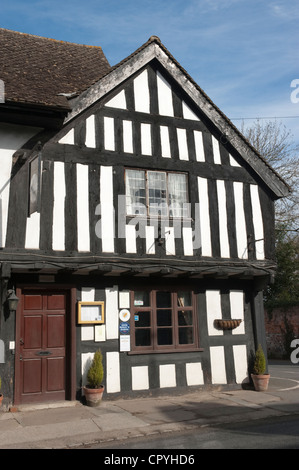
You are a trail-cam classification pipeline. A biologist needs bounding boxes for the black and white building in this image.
[0,30,290,407]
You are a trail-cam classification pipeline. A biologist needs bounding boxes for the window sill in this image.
[126,215,194,222]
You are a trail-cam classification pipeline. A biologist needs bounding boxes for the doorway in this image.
[14,287,76,405]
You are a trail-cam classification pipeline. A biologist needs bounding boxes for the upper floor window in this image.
[125,169,189,218]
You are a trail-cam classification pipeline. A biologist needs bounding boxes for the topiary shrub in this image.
[253,344,266,375]
[87,350,104,389]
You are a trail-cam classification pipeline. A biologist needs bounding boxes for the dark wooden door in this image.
[17,291,67,404]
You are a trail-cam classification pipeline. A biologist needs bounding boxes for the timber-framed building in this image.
[0,29,290,407]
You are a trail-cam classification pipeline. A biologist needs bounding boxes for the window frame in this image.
[129,289,201,354]
[125,168,190,219]
[28,152,42,216]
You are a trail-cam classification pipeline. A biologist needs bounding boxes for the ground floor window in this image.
[130,290,199,353]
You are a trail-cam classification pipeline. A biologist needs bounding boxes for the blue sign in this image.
[119,321,130,334]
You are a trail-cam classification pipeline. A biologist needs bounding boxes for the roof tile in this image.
[0,28,111,110]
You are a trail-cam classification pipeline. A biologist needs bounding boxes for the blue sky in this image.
[1,0,299,142]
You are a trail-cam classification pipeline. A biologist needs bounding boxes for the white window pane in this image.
[125,170,146,215]
[148,171,167,216]
[168,173,189,218]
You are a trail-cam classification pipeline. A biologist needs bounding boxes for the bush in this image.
[253,344,266,375]
[87,350,104,389]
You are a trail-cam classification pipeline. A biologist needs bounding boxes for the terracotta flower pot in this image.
[0,394,3,407]
[251,374,270,392]
[83,385,104,407]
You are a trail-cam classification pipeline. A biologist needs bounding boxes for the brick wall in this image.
[265,306,299,359]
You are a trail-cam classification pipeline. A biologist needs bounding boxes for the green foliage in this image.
[264,227,299,310]
[253,345,266,375]
[87,350,104,389]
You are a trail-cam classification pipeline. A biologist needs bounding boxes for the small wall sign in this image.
[120,335,130,352]
[119,309,130,321]
[78,301,105,324]
[119,321,130,334]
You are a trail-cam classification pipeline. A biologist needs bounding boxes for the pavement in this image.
[0,374,298,449]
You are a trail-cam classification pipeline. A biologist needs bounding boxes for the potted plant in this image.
[83,349,105,406]
[251,344,270,391]
[0,377,3,407]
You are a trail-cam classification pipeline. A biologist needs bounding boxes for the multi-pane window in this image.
[130,290,199,353]
[125,169,189,218]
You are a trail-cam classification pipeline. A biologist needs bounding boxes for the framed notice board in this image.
[78,301,105,324]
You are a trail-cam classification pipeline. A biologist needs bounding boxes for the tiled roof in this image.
[0,28,111,110]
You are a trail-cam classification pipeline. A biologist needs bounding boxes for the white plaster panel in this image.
[233,344,249,384]
[123,120,133,153]
[206,290,223,336]
[85,115,96,148]
[182,101,199,120]
[141,123,152,155]
[145,225,155,254]
[230,290,245,335]
[160,125,171,158]
[186,362,204,386]
[59,128,74,145]
[77,164,90,252]
[25,212,40,249]
[81,287,95,301]
[52,161,66,251]
[157,71,174,117]
[233,182,248,259]
[194,130,205,162]
[106,351,121,393]
[197,177,212,257]
[81,352,94,387]
[217,180,230,258]
[105,286,119,340]
[126,224,137,253]
[210,346,227,384]
[159,364,176,388]
[229,154,241,167]
[100,166,115,253]
[104,117,115,151]
[134,70,150,113]
[132,366,149,390]
[177,128,189,160]
[165,226,175,255]
[250,184,265,260]
[212,136,221,164]
[105,90,127,109]
[182,226,193,256]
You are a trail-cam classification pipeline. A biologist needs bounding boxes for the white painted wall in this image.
[132,366,149,390]
[197,177,212,257]
[52,161,66,251]
[206,290,223,336]
[210,346,227,384]
[0,123,42,248]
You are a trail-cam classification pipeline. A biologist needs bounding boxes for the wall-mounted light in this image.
[7,288,19,314]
